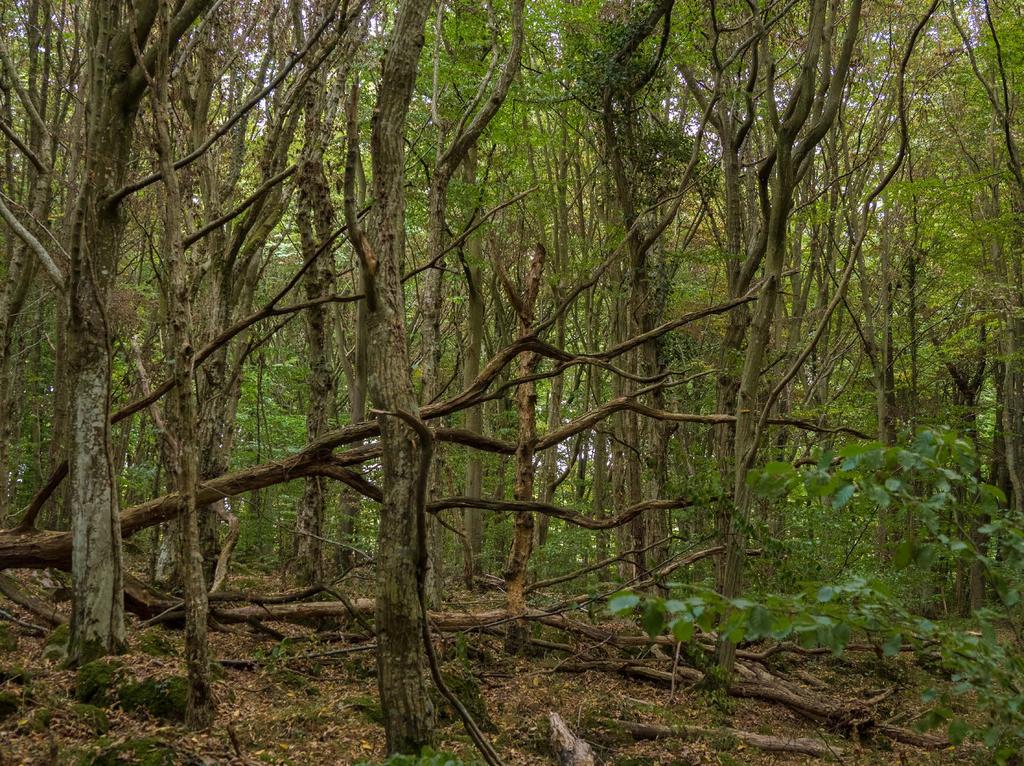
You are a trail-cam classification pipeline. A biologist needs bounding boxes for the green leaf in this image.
[893,540,914,569]
[642,601,666,638]
[948,719,970,745]
[670,617,694,643]
[608,593,640,615]
[746,605,772,639]
[762,461,796,477]
[831,483,855,509]
[914,543,937,568]
[882,633,902,657]
[816,585,835,603]
[830,622,850,655]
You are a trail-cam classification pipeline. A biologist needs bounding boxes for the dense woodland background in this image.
[1,0,1024,763]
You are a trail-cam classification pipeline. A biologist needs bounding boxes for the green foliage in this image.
[349,695,384,725]
[610,430,1024,760]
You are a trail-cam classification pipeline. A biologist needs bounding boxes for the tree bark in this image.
[502,242,546,653]
[345,0,436,751]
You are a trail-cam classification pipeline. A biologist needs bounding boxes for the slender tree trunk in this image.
[345,0,435,750]
[294,74,337,586]
[149,4,213,726]
[462,149,485,585]
[503,243,546,653]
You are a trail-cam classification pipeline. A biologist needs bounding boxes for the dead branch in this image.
[429,497,693,530]
[611,719,844,758]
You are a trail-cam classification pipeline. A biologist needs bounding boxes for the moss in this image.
[431,666,494,732]
[0,664,32,684]
[349,694,384,724]
[19,707,53,734]
[344,653,378,680]
[74,637,121,666]
[75,659,124,706]
[42,623,70,661]
[71,702,111,734]
[272,700,330,727]
[0,690,19,719]
[0,624,16,652]
[137,627,176,658]
[269,667,321,696]
[83,737,175,766]
[118,676,188,722]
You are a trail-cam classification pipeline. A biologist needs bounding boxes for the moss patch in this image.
[0,664,32,684]
[18,707,53,734]
[349,694,384,724]
[0,624,17,652]
[71,703,110,734]
[118,676,187,722]
[432,666,495,732]
[0,690,19,719]
[75,659,124,706]
[137,628,176,658]
[81,737,175,766]
[42,623,70,661]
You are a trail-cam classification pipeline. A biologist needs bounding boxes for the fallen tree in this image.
[608,718,844,758]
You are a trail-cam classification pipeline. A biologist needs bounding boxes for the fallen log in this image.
[874,723,948,750]
[0,448,345,570]
[558,659,703,687]
[558,657,893,740]
[207,583,329,604]
[611,719,844,758]
[144,598,377,627]
[729,679,864,727]
[549,712,597,766]
[0,573,65,626]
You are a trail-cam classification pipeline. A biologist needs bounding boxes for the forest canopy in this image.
[0,0,1023,763]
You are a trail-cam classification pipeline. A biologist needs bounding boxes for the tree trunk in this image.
[66,0,152,664]
[294,73,337,586]
[503,243,546,653]
[346,0,436,751]
[462,149,485,586]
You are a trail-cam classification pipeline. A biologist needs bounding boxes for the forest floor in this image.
[0,568,978,766]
